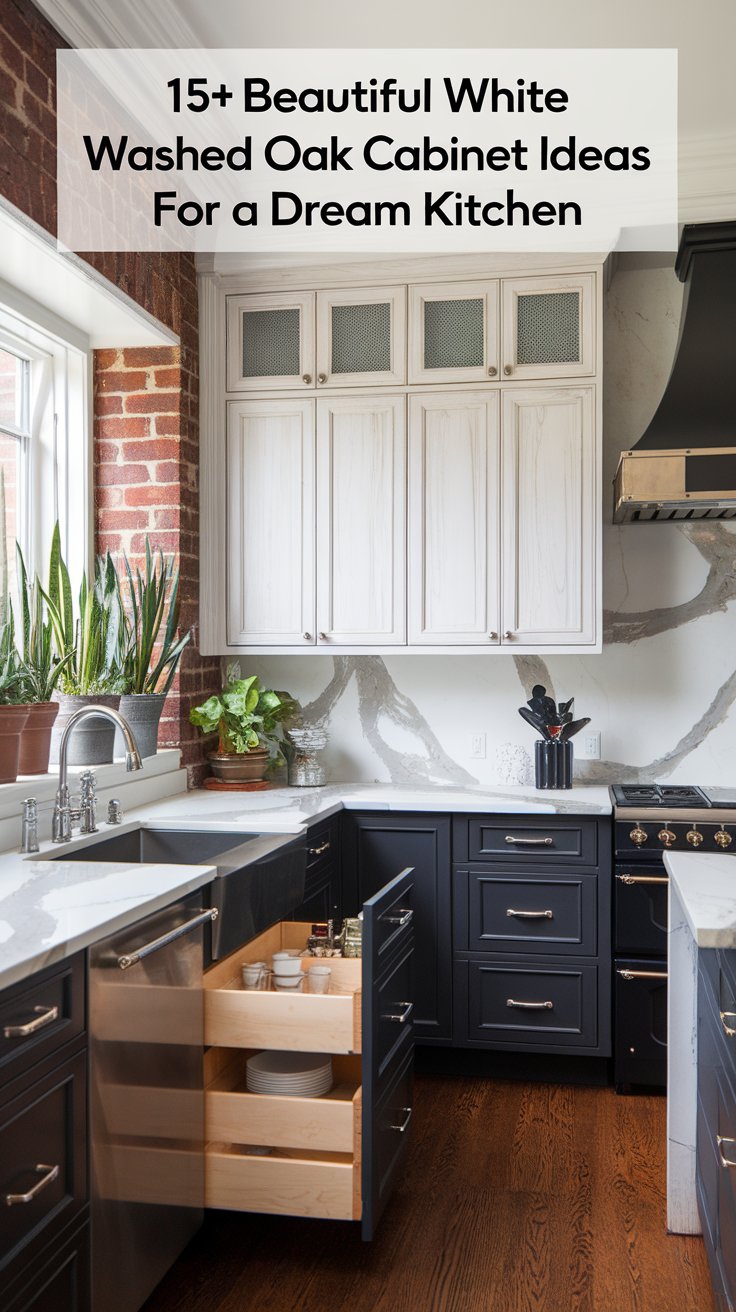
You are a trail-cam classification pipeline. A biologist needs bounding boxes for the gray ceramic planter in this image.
[50,694,122,766]
[114,692,167,759]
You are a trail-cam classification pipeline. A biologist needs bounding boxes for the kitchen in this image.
[1,2,736,1312]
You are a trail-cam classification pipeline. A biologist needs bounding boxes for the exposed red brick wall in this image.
[0,0,221,784]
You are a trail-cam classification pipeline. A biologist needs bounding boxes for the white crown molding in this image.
[32,0,199,48]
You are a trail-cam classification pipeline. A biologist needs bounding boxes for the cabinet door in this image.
[316,287,405,387]
[408,392,500,644]
[408,281,499,384]
[316,396,405,645]
[501,274,595,380]
[343,813,452,1043]
[501,387,597,647]
[227,399,315,646]
[226,291,315,391]
[361,867,415,1242]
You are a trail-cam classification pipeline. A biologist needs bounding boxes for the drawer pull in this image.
[308,840,331,857]
[5,1163,59,1206]
[717,1135,736,1168]
[505,836,554,847]
[383,908,413,927]
[382,1001,413,1024]
[391,1107,412,1134]
[616,874,669,886]
[506,908,553,920]
[720,1011,736,1037]
[118,908,218,969]
[506,998,553,1010]
[616,969,668,981]
[3,1004,59,1039]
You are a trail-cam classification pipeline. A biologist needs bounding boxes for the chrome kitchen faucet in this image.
[52,706,143,844]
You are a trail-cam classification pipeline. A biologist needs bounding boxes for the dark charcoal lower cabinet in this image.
[0,956,89,1312]
[342,813,452,1042]
[698,948,736,1311]
[291,817,341,924]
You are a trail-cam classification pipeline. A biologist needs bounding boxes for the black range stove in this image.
[611,784,736,1093]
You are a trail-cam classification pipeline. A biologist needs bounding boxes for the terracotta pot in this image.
[50,694,122,766]
[208,748,270,783]
[0,704,32,784]
[18,701,60,775]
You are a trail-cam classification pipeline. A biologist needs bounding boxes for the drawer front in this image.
[362,1040,413,1242]
[292,861,340,924]
[374,940,413,1082]
[613,957,667,1088]
[458,958,597,1048]
[0,1052,87,1281]
[614,865,668,955]
[0,957,84,1085]
[5,1220,90,1312]
[700,949,736,1092]
[459,816,597,866]
[697,984,722,1248]
[205,1147,356,1220]
[717,1062,736,1306]
[305,818,339,877]
[455,867,597,955]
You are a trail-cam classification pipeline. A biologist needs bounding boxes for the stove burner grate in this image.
[612,784,710,808]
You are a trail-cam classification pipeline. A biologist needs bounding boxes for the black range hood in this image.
[613,222,736,523]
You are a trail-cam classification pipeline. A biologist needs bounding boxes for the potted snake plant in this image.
[43,524,125,766]
[190,670,299,783]
[0,615,30,784]
[14,543,72,774]
[115,540,191,758]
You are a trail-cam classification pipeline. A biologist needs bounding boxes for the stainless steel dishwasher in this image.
[89,895,217,1312]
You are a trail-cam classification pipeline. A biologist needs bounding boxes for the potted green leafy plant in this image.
[43,524,125,766]
[189,670,299,783]
[115,540,191,758]
[14,543,73,774]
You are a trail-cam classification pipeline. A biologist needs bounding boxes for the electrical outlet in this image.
[580,730,601,760]
[471,733,487,759]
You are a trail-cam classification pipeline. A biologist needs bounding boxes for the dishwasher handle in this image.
[118,908,218,970]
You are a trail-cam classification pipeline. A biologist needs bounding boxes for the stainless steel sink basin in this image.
[52,828,261,865]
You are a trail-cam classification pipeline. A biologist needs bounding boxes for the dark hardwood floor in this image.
[143,1063,714,1312]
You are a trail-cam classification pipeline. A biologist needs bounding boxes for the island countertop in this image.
[664,850,736,948]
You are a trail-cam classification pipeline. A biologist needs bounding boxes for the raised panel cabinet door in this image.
[316,286,406,387]
[227,399,316,645]
[501,274,595,381]
[408,281,499,384]
[316,396,406,645]
[226,291,315,391]
[501,387,597,647]
[408,392,500,644]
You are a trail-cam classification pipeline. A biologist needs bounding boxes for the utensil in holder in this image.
[535,740,573,789]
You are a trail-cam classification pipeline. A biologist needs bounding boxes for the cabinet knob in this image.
[503,630,513,640]
[487,366,497,377]
[318,372,327,384]
[302,373,312,385]
[318,631,328,641]
[303,632,312,641]
[488,632,498,640]
[503,364,513,376]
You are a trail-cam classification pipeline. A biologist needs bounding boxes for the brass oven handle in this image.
[617,969,668,981]
[391,1107,412,1134]
[717,1135,736,1168]
[118,909,218,970]
[505,836,554,847]
[382,1001,413,1024]
[308,840,331,857]
[507,998,553,1010]
[506,908,553,919]
[383,909,413,927]
[616,874,669,886]
[5,1163,59,1206]
[720,1011,736,1038]
[3,1005,59,1038]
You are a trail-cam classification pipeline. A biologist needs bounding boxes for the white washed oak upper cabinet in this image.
[226,292,316,392]
[408,282,500,385]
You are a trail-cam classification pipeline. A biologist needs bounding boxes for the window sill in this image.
[0,749,184,825]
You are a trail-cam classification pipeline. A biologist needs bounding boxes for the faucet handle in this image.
[79,770,97,800]
[107,799,124,825]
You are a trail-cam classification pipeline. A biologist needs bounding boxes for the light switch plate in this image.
[580,730,601,760]
[470,733,487,758]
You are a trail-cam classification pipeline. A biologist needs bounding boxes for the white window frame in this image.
[0,297,91,588]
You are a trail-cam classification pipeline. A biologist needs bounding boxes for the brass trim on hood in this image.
[613,448,736,523]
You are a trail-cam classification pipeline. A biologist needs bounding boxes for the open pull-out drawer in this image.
[203,868,415,1239]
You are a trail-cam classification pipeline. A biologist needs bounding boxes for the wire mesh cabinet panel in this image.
[226,292,315,391]
[501,275,595,381]
[408,281,500,385]
[316,287,406,388]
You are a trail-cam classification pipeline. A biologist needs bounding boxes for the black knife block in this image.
[535,740,573,789]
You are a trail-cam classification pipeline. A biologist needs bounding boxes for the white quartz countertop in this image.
[0,780,610,992]
[665,851,736,947]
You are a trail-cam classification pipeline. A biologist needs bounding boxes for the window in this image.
[0,304,90,620]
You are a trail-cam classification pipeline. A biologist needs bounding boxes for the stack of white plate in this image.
[246,1051,333,1097]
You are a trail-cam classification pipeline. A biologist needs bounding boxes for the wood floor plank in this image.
[142,1070,715,1312]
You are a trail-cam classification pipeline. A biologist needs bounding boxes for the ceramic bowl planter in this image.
[208,748,270,783]
[50,693,122,766]
[18,701,60,775]
[0,704,31,784]
[114,692,166,760]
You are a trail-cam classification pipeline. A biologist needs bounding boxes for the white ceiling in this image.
[35,0,736,142]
